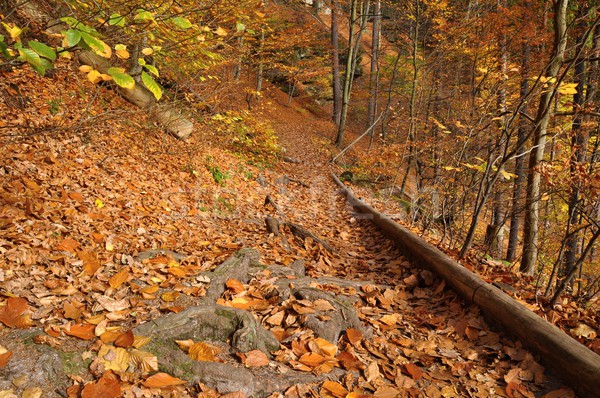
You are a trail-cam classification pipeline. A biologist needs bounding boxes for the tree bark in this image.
[335,0,358,146]
[367,0,381,145]
[521,0,568,274]
[331,0,342,126]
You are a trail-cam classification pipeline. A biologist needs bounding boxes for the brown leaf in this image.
[0,351,13,368]
[221,392,246,398]
[321,381,348,398]
[161,291,180,302]
[336,351,364,371]
[79,251,101,276]
[142,372,187,388]
[81,372,121,398]
[0,297,29,328]
[225,278,245,294]
[68,192,85,202]
[114,330,134,348]
[405,363,423,380]
[346,328,363,347]
[64,323,96,340]
[63,301,83,320]
[365,361,381,383]
[109,269,130,289]
[56,238,79,253]
[243,350,269,367]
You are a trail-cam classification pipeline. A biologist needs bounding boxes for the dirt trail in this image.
[255,90,572,397]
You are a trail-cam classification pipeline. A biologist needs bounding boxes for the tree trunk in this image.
[506,41,530,262]
[335,0,358,146]
[367,0,381,145]
[331,0,342,126]
[521,0,568,274]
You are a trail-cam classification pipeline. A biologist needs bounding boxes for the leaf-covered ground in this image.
[0,59,590,397]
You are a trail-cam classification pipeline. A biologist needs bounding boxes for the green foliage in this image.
[107,67,135,89]
[47,99,62,115]
[205,157,230,186]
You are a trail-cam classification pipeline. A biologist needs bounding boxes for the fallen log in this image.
[78,52,193,140]
[332,173,600,398]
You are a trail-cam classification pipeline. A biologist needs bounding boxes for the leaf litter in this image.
[0,52,584,398]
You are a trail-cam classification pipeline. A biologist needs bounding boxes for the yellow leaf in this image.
[94,199,104,208]
[133,335,151,349]
[214,27,228,36]
[130,349,158,373]
[87,69,103,84]
[1,22,22,41]
[98,344,130,372]
[79,65,94,73]
[188,341,220,361]
[141,47,154,56]
[161,291,180,302]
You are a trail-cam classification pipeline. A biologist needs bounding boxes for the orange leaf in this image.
[0,351,13,368]
[298,352,325,367]
[405,363,423,380]
[79,251,101,276]
[91,233,105,243]
[64,323,96,340]
[114,330,134,348]
[142,372,187,388]
[226,278,245,294]
[56,238,79,253]
[321,381,348,398]
[81,372,121,398]
[161,291,180,302]
[243,350,269,367]
[346,328,363,347]
[109,269,130,289]
[0,297,28,327]
[188,341,220,361]
[68,192,85,202]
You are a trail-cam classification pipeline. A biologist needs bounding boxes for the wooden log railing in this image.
[332,173,600,398]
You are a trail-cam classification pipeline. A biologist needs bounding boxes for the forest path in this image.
[253,90,572,397]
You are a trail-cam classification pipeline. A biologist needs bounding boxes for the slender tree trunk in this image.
[331,0,342,126]
[506,41,530,262]
[521,0,568,274]
[367,0,381,145]
[564,3,594,278]
[335,0,358,146]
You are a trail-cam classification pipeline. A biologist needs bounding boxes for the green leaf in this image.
[109,13,127,27]
[143,64,159,77]
[107,67,135,89]
[31,58,53,76]
[29,40,56,61]
[141,71,162,100]
[171,17,192,29]
[64,29,82,47]
[80,31,106,55]
[236,22,245,32]
[137,57,146,66]
[19,47,42,67]
[134,10,155,23]
[0,39,11,59]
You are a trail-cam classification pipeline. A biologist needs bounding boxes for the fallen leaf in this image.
[243,350,269,367]
[81,372,121,398]
[226,278,245,293]
[405,363,423,380]
[56,238,79,253]
[130,349,158,373]
[22,388,42,398]
[64,323,96,340]
[346,328,363,347]
[0,297,28,327]
[96,296,130,312]
[188,341,221,361]
[142,372,187,388]
[321,380,348,398]
[114,329,134,348]
[298,352,325,367]
[98,345,130,372]
[0,351,13,368]
[161,291,180,302]
[79,251,101,276]
[365,361,381,383]
[109,269,130,289]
